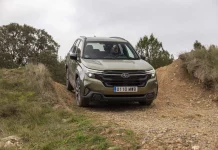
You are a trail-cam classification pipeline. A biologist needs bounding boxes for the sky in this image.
[0,0,218,59]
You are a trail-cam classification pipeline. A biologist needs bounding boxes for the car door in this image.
[68,39,80,87]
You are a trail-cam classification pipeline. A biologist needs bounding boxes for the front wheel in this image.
[75,77,89,107]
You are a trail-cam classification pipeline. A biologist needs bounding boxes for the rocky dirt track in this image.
[54,59,218,150]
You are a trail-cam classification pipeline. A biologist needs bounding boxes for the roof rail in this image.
[110,37,126,41]
[80,36,87,39]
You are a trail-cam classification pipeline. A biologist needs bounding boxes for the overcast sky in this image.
[0,0,218,58]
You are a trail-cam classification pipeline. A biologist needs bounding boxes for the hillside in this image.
[0,60,218,150]
[0,65,139,150]
[157,59,217,109]
[76,59,218,150]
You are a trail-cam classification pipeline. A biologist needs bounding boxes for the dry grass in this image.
[25,63,57,104]
[179,46,218,90]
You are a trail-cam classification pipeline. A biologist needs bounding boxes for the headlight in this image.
[146,69,156,78]
[86,72,95,78]
[85,68,103,78]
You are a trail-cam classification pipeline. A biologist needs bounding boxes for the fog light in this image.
[146,92,155,99]
[92,94,102,101]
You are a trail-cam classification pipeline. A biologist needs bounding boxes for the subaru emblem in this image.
[121,73,130,78]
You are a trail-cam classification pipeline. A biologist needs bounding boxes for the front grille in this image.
[95,70,151,87]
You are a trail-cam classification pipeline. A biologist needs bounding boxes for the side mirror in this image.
[140,55,145,60]
[70,53,77,60]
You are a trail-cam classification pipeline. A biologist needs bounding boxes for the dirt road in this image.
[54,59,218,150]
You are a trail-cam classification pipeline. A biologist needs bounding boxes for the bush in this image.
[36,51,66,85]
[179,45,218,90]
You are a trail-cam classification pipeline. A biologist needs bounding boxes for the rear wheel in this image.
[75,77,89,107]
[139,100,153,106]
[66,69,73,91]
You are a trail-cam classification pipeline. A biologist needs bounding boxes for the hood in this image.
[81,59,153,71]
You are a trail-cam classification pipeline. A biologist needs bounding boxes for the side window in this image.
[70,45,74,53]
[124,44,134,58]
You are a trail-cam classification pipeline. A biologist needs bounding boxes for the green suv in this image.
[66,36,158,107]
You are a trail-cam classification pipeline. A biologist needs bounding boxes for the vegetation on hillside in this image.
[179,41,218,90]
[0,23,175,85]
[0,23,65,84]
[0,65,139,150]
[136,34,174,69]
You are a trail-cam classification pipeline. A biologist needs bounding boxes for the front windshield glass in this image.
[82,41,139,59]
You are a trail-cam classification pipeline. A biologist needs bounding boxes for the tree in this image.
[193,40,205,50]
[136,34,174,69]
[0,23,66,84]
[37,51,66,84]
[0,23,60,67]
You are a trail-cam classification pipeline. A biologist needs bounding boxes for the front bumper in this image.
[81,76,158,102]
[83,91,157,102]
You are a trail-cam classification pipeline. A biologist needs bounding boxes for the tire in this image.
[139,100,153,106]
[66,69,73,91]
[75,77,89,107]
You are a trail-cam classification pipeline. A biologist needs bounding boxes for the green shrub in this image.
[179,45,218,90]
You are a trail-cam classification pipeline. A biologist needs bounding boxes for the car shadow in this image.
[86,101,156,112]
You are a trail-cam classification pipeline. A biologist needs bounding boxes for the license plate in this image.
[114,86,138,92]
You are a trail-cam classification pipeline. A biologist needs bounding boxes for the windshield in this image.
[82,41,139,59]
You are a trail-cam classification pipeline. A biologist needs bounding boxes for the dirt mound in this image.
[156,59,217,109]
[54,60,218,149]
[53,82,74,112]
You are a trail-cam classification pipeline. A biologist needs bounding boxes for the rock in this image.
[107,146,120,150]
[62,118,71,123]
[192,145,200,150]
[142,137,148,145]
[0,135,22,149]
[4,141,14,148]
[91,145,96,150]
[1,135,21,142]
[175,138,182,144]
[142,140,146,145]
[62,119,67,123]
